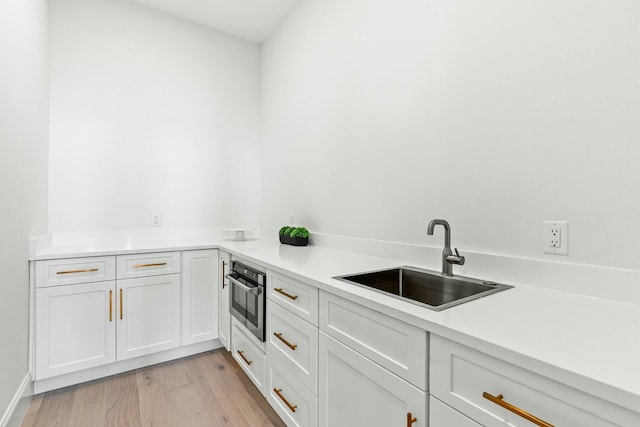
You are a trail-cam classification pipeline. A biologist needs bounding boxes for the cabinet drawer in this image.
[430,397,480,427]
[35,256,115,287]
[319,291,427,391]
[232,319,266,396]
[268,272,318,326]
[116,252,180,279]
[267,356,318,427]
[430,334,636,427]
[267,301,318,393]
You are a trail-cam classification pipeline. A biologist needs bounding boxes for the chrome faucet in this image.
[427,219,465,276]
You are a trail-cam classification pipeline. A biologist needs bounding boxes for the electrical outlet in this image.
[550,227,561,248]
[289,212,295,226]
[152,213,161,227]
[543,221,568,255]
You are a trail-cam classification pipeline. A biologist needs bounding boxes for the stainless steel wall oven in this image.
[227,260,266,342]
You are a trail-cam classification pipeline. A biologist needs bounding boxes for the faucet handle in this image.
[446,248,466,266]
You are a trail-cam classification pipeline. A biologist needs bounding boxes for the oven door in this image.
[227,273,265,341]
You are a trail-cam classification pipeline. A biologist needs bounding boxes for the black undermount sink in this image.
[334,267,513,311]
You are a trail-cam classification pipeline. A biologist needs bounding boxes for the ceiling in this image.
[127,0,300,43]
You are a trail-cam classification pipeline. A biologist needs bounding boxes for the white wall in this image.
[0,0,49,420]
[261,0,640,271]
[49,0,261,232]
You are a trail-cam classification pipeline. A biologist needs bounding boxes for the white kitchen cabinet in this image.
[218,250,231,351]
[116,251,180,279]
[430,396,480,427]
[266,271,320,427]
[182,249,219,346]
[430,334,638,427]
[319,291,427,391]
[35,281,116,380]
[318,332,426,427]
[267,301,319,393]
[269,272,319,326]
[267,355,318,427]
[232,317,267,396]
[35,256,115,287]
[116,274,181,361]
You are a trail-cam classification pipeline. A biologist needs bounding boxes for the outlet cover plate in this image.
[152,213,161,227]
[543,220,568,255]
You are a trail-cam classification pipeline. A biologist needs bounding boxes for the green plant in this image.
[279,226,296,236]
[278,226,290,236]
[290,227,309,239]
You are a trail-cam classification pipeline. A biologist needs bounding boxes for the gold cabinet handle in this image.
[132,262,167,268]
[56,268,99,275]
[221,260,227,289]
[109,290,113,322]
[483,392,554,427]
[119,289,123,320]
[407,412,417,427]
[274,332,298,351]
[237,350,252,366]
[274,288,298,301]
[273,388,297,413]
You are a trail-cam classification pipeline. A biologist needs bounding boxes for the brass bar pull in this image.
[483,392,554,427]
[119,289,123,320]
[274,333,298,351]
[56,268,99,275]
[237,350,252,366]
[273,388,297,413]
[109,290,113,322]
[221,260,227,289]
[132,262,167,268]
[274,288,298,301]
[407,412,417,427]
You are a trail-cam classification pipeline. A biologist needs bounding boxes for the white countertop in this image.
[30,234,640,412]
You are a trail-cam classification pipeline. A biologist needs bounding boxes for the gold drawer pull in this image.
[119,289,123,320]
[407,412,417,427]
[133,262,167,268]
[274,332,298,351]
[109,290,113,322]
[274,288,298,301]
[273,388,297,413]
[483,392,554,427]
[56,268,99,275]
[237,350,252,366]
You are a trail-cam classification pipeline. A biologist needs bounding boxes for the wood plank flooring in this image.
[22,349,286,427]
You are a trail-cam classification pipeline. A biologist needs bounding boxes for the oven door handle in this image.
[226,274,262,295]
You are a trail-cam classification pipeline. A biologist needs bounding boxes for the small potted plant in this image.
[278,226,309,246]
[278,226,295,244]
[289,227,310,246]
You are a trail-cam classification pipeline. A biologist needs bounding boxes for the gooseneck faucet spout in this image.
[427,219,465,276]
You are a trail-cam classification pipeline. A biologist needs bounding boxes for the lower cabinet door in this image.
[318,332,427,427]
[430,397,481,427]
[267,356,317,427]
[182,249,219,346]
[117,274,181,361]
[35,281,116,379]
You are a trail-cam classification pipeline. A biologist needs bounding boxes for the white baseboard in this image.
[34,340,222,394]
[1,372,33,427]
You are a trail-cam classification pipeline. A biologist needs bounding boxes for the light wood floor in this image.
[22,349,286,427]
